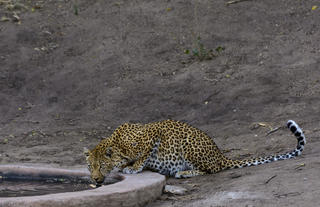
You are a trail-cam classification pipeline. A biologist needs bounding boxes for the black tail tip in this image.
[287,120,299,134]
[287,120,295,128]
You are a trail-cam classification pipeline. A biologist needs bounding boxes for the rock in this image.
[164,185,187,195]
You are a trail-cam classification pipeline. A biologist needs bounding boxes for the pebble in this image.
[163,185,187,195]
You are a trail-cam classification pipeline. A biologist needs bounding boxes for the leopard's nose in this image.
[94,178,103,184]
[92,175,104,184]
[94,176,102,181]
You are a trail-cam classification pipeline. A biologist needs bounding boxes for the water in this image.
[0,179,93,197]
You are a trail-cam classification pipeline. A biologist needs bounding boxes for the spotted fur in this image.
[84,120,306,183]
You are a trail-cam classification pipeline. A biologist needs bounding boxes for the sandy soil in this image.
[0,0,320,206]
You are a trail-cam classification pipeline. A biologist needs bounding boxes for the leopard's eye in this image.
[105,147,112,157]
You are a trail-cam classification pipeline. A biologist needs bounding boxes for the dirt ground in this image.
[0,0,320,206]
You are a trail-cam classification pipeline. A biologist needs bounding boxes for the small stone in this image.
[164,185,187,195]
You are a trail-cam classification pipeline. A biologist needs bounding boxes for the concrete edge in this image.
[0,165,166,207]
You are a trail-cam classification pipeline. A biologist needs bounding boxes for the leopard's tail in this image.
[223,120,306,170]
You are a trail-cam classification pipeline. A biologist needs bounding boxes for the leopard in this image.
[84,119,306,184]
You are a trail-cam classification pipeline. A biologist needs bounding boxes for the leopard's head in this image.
[84,145,128,185]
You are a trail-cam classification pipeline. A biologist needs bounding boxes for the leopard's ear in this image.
[83,147,90,157]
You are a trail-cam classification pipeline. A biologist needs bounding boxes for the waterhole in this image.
[0,166,165,207]
[0,179,91,197]
[0,166,122,198]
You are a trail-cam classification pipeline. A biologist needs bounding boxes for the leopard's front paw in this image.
[174,171,184,179]
[174,170,206,178]
[122,166,140,174]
